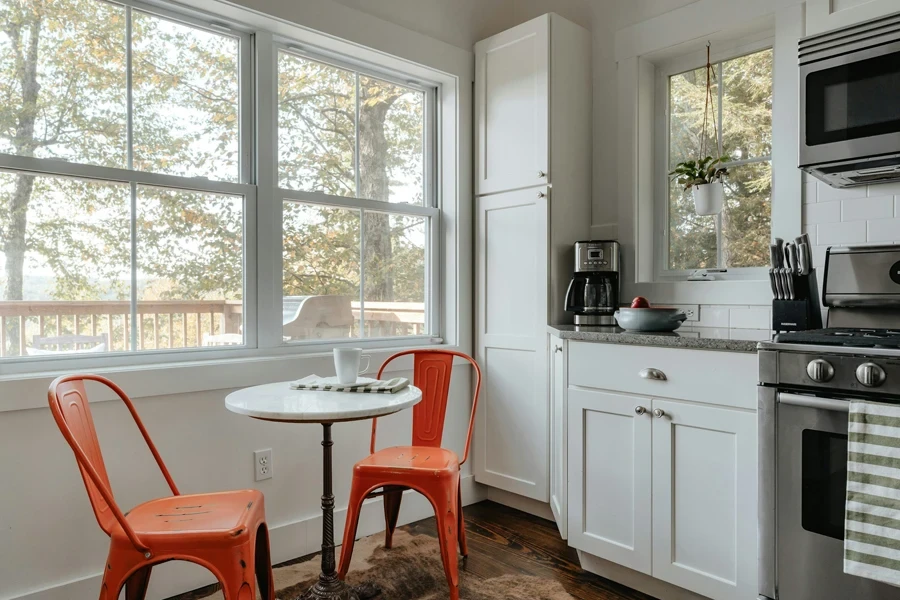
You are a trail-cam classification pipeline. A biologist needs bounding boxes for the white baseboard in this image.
[9,475,485,600]
[577,550,709,600]
[485,487,555,522]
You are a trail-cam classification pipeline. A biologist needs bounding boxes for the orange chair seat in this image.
[354,446,460,478]
[115,490,265,548]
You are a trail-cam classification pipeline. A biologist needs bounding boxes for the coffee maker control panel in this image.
[575,241,620,273]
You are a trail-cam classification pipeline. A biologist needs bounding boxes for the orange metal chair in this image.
[337,349,482,600]
[48,374,274,600]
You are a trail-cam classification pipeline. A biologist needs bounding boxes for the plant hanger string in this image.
[700,41,719,160]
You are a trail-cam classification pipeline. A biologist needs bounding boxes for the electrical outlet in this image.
[668,304,700,322]
[254,449,273,481]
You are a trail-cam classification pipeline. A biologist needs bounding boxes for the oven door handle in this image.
[778,392,850,413]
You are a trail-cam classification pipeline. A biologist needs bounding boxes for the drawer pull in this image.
[634,406,647,416]
[554,345,563,353]
[639,368,667,381]
[653,408,666,419]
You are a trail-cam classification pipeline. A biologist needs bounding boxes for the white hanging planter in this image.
[692,181,724,215]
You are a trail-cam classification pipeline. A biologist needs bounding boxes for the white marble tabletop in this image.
[225,381,422,423]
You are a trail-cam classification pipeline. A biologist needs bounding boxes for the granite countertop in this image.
[548,324,770,353]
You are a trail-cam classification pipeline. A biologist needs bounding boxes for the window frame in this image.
[654,38,774,282]
[0,0,455,377]
[272,43,441,346]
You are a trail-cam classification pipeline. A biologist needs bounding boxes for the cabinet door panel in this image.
[568,389,652,574]
[475,15,549,195]
[474,188,549,500]
[651,399,757,600]
[549,335,567,538]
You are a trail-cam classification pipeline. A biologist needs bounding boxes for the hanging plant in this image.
[668,42,727,216]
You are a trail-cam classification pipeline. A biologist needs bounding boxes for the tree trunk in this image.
[2,11,42,354]
[357,91,397,304]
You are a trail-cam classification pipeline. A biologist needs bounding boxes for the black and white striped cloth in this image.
[290,375,410,394]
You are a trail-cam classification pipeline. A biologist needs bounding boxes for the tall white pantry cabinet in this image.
[473,14,592,502]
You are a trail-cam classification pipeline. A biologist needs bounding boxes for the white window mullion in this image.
[358,208,366,339]
[254,31,281,350]
[126,6,134,171]
[129,182,138,352]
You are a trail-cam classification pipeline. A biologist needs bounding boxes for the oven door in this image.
[800,41,900,167]
[775,392,898,600]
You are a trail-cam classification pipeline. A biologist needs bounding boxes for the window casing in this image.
[0,0,446,372]
[655,44,773,280]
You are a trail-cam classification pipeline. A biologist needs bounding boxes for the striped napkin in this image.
[845,399,900,587]
[290,375,409,394]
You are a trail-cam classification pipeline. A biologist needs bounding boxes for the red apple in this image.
[631,296,651,308]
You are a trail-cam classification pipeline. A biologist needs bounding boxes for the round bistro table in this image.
[225,381,423,600]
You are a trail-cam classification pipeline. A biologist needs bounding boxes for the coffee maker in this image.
[565,241,621,325]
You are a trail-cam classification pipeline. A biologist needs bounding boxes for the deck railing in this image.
[0,300,426,357]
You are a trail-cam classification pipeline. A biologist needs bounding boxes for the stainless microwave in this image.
[799,13,900,188]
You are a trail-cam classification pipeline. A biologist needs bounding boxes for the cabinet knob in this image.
[538,170,546,178]
[639,368,667,381]
[537,191,546,198]
[653,408,666,419]
[554,345,563,353]
[634,406,647,416]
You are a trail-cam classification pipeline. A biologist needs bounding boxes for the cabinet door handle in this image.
[537,191,546,198]
[653,408,667,419]
[639,368,667,381]
[554,345,563,353]
[634,406,647,416]
[538,170,547,178]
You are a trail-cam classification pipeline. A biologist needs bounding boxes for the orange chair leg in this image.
[124,565,152,600]
[383,485,404,549]
[432,488,460,600]
[456,480,468,557]
[255,524,276,600]
[338,478,368,579]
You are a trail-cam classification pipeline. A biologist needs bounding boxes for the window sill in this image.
[0,340,461,414]
[624,278,774,306]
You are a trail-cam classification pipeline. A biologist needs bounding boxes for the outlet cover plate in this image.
[668,304,700,322]
[254,449,273,481]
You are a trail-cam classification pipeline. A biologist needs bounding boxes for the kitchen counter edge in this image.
[548,324,764,353]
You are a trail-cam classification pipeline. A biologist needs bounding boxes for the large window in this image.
[0,0,250,360]
[277,49,435,342]
[664,47,773,274]
[0,0,444,367]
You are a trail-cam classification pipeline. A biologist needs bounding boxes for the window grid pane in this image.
[666,47,772,272]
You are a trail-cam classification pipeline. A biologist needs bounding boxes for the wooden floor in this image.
[409,501,655,600]
[169,500,655,600]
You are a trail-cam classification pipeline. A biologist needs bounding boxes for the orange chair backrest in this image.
[48,374,179,551]
[373,349,482,464]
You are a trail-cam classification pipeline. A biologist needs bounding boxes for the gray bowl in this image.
[614,308,687,332]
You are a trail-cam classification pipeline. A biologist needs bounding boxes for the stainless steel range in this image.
[758,245,900,600]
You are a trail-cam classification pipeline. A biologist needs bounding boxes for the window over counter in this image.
[661,47,773,277]
[0,0,252,359]
[277,49,437,342]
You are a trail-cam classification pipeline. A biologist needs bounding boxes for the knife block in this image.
[772,270,823,332]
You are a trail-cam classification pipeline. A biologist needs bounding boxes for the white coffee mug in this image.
[333,348,371,384]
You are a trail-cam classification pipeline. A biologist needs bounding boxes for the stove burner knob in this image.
[856,363,886,388]
[807,359,835,383]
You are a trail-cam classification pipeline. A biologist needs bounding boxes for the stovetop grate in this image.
[775,328,900,349]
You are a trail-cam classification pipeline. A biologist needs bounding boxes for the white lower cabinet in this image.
[549,334,567,538]
[650,399,757,600]
[565,342,757,600]
[568,388,652,573]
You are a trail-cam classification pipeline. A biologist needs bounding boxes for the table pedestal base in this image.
[294,424,381,600]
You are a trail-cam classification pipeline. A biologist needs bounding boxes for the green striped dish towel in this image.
[290,375,409,394]
[846,399,900,587]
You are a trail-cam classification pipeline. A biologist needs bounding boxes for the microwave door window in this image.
[807,51,900,146]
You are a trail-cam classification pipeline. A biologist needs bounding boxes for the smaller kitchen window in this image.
[658,46,774,277]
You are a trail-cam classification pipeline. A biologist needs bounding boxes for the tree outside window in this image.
[667,48,773,272]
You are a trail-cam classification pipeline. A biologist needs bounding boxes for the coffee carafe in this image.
[565,241,620,325]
